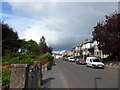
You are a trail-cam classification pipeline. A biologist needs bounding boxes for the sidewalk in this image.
[41,62,69,88]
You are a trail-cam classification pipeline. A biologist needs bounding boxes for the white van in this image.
[86,57,105,69]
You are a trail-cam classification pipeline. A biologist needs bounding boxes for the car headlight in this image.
[98,64,104,66]
[92,64,97,66]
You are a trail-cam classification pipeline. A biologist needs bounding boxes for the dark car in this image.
[76,58,86,65]
[63,57,68,61]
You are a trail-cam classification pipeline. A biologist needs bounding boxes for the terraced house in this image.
[72,39,109,58]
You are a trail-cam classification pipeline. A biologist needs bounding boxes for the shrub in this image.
[44,53,54,70]
[0,65,2,89]
[3,53,54,71]
[2,57,20,66]
[3,50,20,60]
[63,55,70,57]
[39,53,54,70]
[2,68,11,89]
[102,55,120,61]
[2,55,38,66]
[74,55,83,58]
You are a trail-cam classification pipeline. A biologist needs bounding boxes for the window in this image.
[93,59,100,62]
[97,52,99,55]
[90,59,92,62]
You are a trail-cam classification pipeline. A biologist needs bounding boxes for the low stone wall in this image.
[9,61,42,89]
[10,64,28,89]
[104,61,120,68]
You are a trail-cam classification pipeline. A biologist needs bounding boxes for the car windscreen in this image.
[77,59,84,61]
[80,59,84,61]
[93,59,101,62]
[70,58,74,59]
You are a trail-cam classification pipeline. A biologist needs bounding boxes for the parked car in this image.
[68,57,75,62]
[86,57,105,69]
[63,57,66,60]
[76,58,86,65]
[63,57,68,61]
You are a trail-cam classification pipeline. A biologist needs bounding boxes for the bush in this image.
[74,55,83,58]
[3,54,53,66]
[63,55,70,57]
[0,75,1,89]
[3,50,20,60]
[102,55,120,61]
[39,53,54,70]
[2,68,11,89]
[2,55,38,66]
[2,57,20,65]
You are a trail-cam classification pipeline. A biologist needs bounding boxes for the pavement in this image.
[41,59,119,89]
[41,62,69,88]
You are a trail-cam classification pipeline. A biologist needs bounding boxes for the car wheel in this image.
[92,65,95,69]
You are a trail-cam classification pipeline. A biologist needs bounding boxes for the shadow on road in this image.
[42,77,55,85]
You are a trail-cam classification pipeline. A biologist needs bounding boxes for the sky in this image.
[1,0,118,53]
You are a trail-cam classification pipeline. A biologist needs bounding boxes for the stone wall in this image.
[104,61,120,68]
[9,61,42,89]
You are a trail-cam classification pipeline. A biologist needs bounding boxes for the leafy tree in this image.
[20,37,52,55]
[39,36,46,54]
[1,21,21,56]
[27,39,39,55]
[39,36,53,54]
[40,36,45,44]
[93,13,120,58]
[20,39,39,55]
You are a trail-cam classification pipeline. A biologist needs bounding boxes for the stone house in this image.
[62,51,74,57]
[72,39,108,58]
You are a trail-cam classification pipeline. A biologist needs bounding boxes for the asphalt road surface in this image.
[55,59,118,88]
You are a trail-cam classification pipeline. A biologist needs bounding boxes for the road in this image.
[42,58,119,88]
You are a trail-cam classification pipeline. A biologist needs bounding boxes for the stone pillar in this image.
[25,65,33,89]
[10,64,29,89]
[33,61,42,89]
[42,64,48,72]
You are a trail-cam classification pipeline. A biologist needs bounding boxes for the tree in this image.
[40,36,45,44]
[39,36,53,54]
[20,36,52,55]
[93,13,120,58]
[20,39,39,55]
[39,36,46,54]
[27,39,39,55]
[1,21,21,56]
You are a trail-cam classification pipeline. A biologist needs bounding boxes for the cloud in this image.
[2,2,118,51]
[3,0,120,2]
